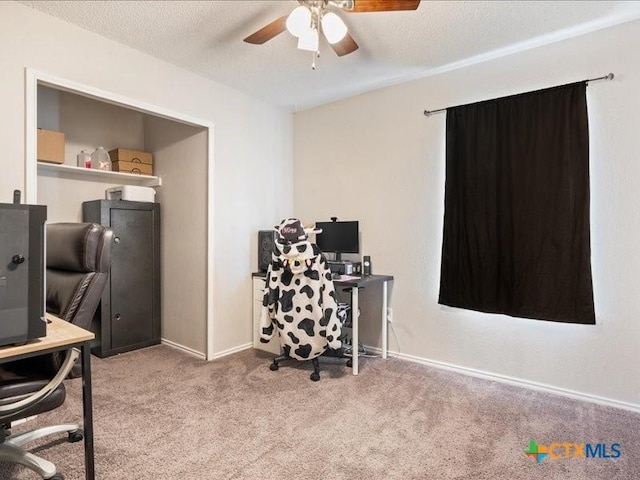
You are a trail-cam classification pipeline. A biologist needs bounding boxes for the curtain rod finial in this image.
[607,73,615,80]
[423,110,431,117]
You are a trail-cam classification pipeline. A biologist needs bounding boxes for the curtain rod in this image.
[423,73,615,117]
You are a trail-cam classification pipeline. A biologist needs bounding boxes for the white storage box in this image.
[105,185,156,203]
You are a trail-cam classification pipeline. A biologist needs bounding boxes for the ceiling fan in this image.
[244,0,421,68]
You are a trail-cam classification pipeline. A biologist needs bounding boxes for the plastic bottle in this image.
[77,149,92,168]
[91,147,112,171]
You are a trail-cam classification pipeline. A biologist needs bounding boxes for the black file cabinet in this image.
[83,200,161,357]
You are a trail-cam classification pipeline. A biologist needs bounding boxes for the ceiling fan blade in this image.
[349,0,420,12]
[330,32,359,57]
[243,16,288,44]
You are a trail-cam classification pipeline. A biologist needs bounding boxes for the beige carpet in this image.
[1,345,639,479]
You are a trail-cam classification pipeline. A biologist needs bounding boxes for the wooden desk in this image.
[0,314,96,480]
[333,274,394,375]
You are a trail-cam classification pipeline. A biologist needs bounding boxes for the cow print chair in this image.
[259,218,346,381]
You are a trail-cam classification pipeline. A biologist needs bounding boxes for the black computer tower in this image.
[0,203,47,346]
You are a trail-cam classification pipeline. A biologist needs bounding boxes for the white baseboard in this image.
[161,338,206,360]
[160,339,253,361]
[209,342,253,360]
[365,346,640,414]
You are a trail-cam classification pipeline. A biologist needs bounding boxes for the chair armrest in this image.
[0,348,80,416]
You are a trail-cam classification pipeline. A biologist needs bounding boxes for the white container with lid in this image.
[105,185,156,203]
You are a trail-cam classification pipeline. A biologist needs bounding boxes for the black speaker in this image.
[363,256,372,276]
[258,230,276,272]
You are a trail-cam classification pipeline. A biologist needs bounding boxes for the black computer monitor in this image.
[315,221,359,261]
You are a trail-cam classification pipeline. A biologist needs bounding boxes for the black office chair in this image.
[0,223,112,479]
[45,223,113,377]
[0,349,81,480]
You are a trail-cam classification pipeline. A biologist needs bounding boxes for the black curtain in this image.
[439,82,595,324]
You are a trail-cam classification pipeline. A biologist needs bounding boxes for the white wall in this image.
[36,86,60,131]
[56,89,146,166]
[145,118,209,354]
[0,2,293,356]
[294,19,640,407]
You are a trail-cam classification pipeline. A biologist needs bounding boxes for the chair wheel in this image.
[270,363,279,371]
[310,372,320,381]
[68,430,83,443]
[346,359,353,367]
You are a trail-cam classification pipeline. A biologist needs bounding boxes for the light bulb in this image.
[297,27,319,52]
[286,6,311,38]
[321,12,347,44]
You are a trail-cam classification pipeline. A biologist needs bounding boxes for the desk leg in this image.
[81,342,95,480]
[352,286,359,375]
[382,281,388,359]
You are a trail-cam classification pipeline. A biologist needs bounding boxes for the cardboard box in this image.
[37,129,65,164]
[109,148,153,165]
[112,161,153,175]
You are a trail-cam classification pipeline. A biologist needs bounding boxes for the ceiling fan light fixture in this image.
[297,27,319,51]
[286,5,311,38]
[321,11,348,44]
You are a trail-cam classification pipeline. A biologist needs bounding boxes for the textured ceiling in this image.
[19,1,640,111]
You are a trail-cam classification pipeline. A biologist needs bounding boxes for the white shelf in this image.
[37,162,162,187]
